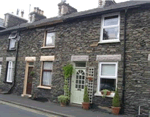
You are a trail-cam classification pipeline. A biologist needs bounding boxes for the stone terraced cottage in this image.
[0,0,150,115]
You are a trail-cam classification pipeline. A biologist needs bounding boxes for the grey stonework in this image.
[0,6,150,116]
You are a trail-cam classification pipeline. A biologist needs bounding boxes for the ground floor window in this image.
[98,62,118,92]
[6,61,14,83]
[41,61,53,86]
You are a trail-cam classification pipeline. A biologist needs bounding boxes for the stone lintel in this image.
[40,56,55,61]
[6,57,16,61]
[25,57,36,62]
[96,54,121,61]
[71,55,89,61]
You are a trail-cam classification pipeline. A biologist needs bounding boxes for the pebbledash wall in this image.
[1,6,150,115]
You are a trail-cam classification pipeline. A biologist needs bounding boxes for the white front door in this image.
[71,68,86,104]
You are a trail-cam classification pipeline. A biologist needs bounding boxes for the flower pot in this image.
[60,102,66,107]
[87,77,93,81]
[101,91,111,95]
[112,107,121,115]
[82,102,90,110]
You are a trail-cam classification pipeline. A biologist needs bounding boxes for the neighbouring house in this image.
[0,18,5,30]
[0,0,150,115]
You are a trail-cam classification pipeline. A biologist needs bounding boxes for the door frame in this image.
[70,62,86,104]
[21,62,34,97]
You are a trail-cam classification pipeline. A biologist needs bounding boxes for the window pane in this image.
[43,62,53,70]
[6,61,14,82]
[9,39,16,50]
[103,27,118,40]
[42,71,52,86]
[29,62,34,65]
[100,78,116,91]
[104,15,118,26]
[75,62,86,67]
[46,33,55,46]
[101,64,116,76]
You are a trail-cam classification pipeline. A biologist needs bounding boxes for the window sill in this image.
[41,46,55,49]
[98,40,120,44]
[37,85,51,89]
[94,92,115,98]
[3,81,13,84]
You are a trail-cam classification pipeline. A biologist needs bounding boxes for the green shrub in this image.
[83,86,90,103]
[63,63,74,97]
[58,95,69,104]
[112,89,120,107]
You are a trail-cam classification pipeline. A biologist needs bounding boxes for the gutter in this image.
[8,33,21,94]
[121,8,128,114]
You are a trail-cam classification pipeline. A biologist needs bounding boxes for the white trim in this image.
[96,62,118,97]
[100,12,120,43]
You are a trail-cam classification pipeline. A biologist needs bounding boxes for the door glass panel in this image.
[75,70,85,89]
[75,62,86,67]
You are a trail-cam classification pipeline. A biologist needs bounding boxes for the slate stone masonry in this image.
[0,6,150,116]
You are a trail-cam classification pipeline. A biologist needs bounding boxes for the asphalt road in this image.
[0,104,48,117]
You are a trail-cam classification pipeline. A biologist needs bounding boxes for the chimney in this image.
[98,0,116,8]
[21,10,24,17]
[58,1,77,16]
[29,7,46,22]
[4,13,28,28]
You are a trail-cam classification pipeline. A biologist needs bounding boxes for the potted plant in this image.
[58,95,69,107]
[112,88,121,115]
[101,89,111,98]
[82,85,90,110]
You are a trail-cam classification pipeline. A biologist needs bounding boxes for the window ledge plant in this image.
[101,89,111,98]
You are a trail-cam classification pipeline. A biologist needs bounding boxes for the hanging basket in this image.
[87,76,93,81]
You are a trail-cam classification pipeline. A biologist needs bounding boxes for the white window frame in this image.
[9,39,16,50]
[6,61,14,83]
[100,12,120,43]
[44,32,55,47]
[41,61,53,87]
[95,62,118,97]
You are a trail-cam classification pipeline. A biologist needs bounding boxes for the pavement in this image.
[0,94,127,117]
[0,104,47,117]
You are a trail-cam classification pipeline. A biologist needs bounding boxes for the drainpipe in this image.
[121,8,128,114]
[8,33,21,94]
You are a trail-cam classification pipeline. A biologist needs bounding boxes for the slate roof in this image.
[0,1,150,33]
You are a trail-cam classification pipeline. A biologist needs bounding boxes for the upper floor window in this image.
[44,32,55,47]
[8,33,17,50]
[100,13,120,43]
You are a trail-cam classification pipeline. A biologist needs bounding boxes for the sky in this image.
[0,0,129,20]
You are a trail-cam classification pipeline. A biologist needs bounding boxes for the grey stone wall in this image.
[8,11,124,105]
[0,6,150,116]
[125,7,150,115]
